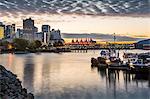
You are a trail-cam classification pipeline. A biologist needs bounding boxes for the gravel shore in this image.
[0,65,34,99]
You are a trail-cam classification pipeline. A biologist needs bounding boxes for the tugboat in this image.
[91,50,110,68]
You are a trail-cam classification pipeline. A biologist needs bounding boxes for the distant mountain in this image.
[0,0,149,17]
[62,33,146,41]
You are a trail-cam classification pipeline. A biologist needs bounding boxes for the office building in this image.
[23,18,35,41]
[42,25,50,33]
[49,29,64,45]
[0,25,5,39]
[5,24,16,39]
[5,25,12,38]
[34,32,43,42]
[42,25,51,44]
[16,28,23,38]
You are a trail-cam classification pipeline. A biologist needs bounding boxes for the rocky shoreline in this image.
[0,65,34,99]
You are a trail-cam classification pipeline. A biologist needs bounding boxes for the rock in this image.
[0,65,34,99]
[27,93,34,99]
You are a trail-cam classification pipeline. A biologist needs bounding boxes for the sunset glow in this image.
[1,14,150,38]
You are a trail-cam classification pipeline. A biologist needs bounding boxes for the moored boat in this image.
[123,52,150,73]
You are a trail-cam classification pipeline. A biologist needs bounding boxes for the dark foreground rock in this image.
[0,65,34,99]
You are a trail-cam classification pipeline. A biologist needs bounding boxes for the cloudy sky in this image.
[0,0,150,38]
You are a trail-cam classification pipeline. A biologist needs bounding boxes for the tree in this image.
[34,40,42,49]
[28,41,36,50]
[53,41,64,47]
[28,40,42,50]
[13,38,29,50]
[0,41,9,49]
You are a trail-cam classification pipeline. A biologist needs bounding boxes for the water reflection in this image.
[8,53,13,68]
[0,50,149,99]
[92,66,150,99]
[23,55,35,93]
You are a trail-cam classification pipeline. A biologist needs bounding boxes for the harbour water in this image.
[0,50,149,99]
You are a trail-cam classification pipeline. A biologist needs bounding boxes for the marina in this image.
[91,50,150,73]
[91,34,150,73]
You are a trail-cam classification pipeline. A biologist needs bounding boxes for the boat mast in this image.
[113,33,119,57]
[113,33,116,53]
[114,33,116,44]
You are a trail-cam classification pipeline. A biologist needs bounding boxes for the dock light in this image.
[8,44,13,49]
[129,63,135,68]
[106,59,110,63]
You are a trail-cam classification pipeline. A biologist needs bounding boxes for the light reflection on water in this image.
[0,50,149,99]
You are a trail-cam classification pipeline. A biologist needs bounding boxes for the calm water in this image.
[0,50,149,99]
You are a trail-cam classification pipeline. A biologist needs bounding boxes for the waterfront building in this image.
[66,38,96,45]
[50,29,62,40]
[5,25,12,38]
[16,29,23,38]
[34,26,38,33]
[42,25,50,33]
[42,25,51,44]
[11,24,15,38]
[23,18,35,41]
[135,39,150,50]
[0,24,5,39]
[43,32,47,44]
[5,24,16,39]
[34,32,43,42]
[49,29,64,45]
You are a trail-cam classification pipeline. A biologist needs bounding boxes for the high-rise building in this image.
[34,26,38,33]
[5,24,16,39]
[49,29,64,45]
[5,25,12,38]
[34,32,43,42]
[42,25,50,33]
[23,18,35,41]
[42,25,51,44]
[0,22,5,39]
[0,25,5,39]
[50,29,62,40]
[16,28,23,38]
[11,24,15,38]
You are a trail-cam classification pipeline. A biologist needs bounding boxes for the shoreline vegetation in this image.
[0,38,71,54]
[0,38,149,54]
[0,65,34,99]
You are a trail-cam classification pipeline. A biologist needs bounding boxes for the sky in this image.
[0,0,150,38]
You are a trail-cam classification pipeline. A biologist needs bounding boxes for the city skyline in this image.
[0,0,149,38]
[1,15,149,38]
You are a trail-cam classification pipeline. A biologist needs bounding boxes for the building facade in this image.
[34,32,43,42]
[11,24,15,38]
[0,25,5,39]
[49,29,64,45]
[42,25,51,44]
[16,29,23,38]
[135,39,150,50]
[5,24,16,39]
[5,25,12,38]
[23,18,35,41]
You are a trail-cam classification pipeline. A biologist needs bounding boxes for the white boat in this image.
[123,52,150,69]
